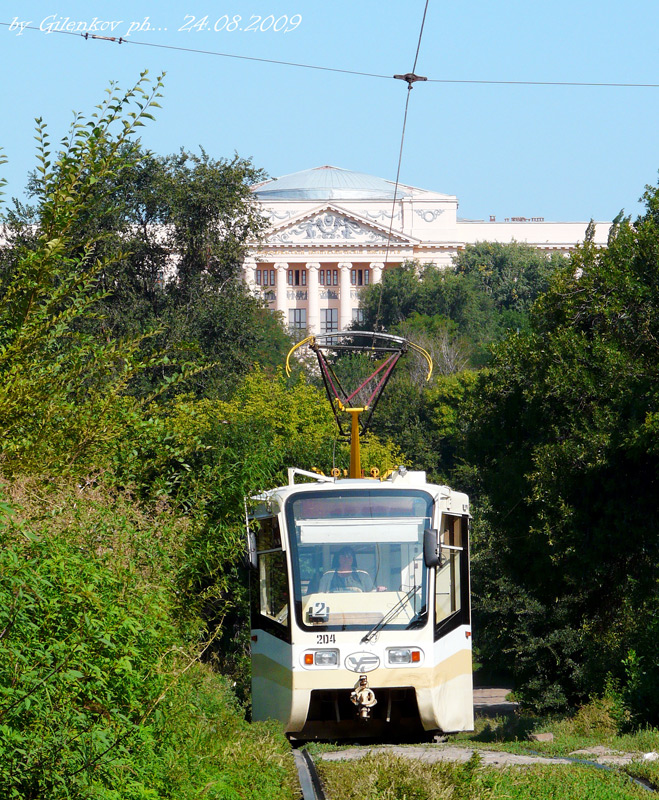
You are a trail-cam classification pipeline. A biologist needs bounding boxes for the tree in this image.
[357,248,565,369]
[453,240,568,317]
[101,147,290,397]
[4,136,290,401]
[368,369,477,483]
[394,313,472,380]
[357,261,426,329]
[464,204,659,719]
[0,73,171,474]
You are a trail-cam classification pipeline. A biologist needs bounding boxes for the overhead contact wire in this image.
[0,21,390,80]
[4,21,658,88]
[426,77,659,88]
[374,0,430,332]
[411,0,430,73]
[123,37,392,80]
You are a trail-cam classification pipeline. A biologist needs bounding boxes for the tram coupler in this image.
[350,675,377,720]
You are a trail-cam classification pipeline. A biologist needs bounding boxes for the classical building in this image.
[246,166,610,334]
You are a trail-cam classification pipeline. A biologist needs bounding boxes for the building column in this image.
[370,262,384,284]
[306,262,320,334]
[274,262,288,320]
[338,262,352,331]
[244,257,258,292]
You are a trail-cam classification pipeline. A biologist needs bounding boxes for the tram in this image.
[247,333,473,740]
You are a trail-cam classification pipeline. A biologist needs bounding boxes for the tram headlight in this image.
[301,649,339,668]
[387,648,423,666]
[315,649,339,666]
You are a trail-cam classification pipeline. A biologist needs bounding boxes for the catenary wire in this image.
[411,1,430,74]
[0,22,391,80]
[114,36,392,80]
[374,0,430,332]
[5,14,658,344]
[3,22,659,89]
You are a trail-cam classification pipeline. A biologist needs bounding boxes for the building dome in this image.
[252,165,411,201]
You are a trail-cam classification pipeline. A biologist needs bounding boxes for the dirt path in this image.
[473,685,518,717]
[319,744,574,767]
[318,743,649,769]
[318,689,646,770]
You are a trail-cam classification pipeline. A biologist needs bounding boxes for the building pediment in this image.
[264,204,418,247]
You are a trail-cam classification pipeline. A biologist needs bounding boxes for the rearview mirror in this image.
[423,528,441,568]
[246,528,257,569]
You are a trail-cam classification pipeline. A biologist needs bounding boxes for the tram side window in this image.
[254,517,289,630]
[259,550,288,624]
[435,514,464,624]
[256,516,281,551]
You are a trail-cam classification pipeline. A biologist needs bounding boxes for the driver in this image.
[318,546,375,592]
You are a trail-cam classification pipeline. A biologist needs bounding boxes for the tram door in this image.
[431,512,473,730]
[250,515,293,723]
[435,514,469,626]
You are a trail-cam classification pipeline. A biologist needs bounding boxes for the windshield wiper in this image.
[360,585,420,644]
[405,608,427,629]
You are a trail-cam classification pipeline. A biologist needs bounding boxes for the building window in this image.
[321,269,337,286]
[256,269,276,286]
[321,308,339,333]
[287,269,307,287]
[350,269,368,286]
[289,308,307,330]
[352,308,364,324]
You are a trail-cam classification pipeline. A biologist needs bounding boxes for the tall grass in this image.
[316,751,652,800]
[0,479,295,799]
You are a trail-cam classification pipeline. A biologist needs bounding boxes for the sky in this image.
[2,0,659,222]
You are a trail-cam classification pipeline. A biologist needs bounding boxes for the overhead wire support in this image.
[82,33,124,44]
[393,73,428,87]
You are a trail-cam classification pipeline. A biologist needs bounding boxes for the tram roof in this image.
[249,471,469,515]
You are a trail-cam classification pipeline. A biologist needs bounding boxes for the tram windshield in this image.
[285,489,433,632]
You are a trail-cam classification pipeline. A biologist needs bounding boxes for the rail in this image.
[292,748,326,800]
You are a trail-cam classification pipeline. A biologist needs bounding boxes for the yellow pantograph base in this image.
[343,405,366,479]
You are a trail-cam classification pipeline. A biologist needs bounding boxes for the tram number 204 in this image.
[317,633,336,644]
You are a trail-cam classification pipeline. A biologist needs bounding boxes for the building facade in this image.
[247,166,610,334]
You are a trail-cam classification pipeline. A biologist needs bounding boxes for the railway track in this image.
[293,741,655,798]
[290,690,655,797]
[292,747,326,800]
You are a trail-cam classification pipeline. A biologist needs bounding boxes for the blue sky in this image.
[2,1,659,222]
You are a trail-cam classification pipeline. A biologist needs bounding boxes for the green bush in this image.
[0,74,169,477]
[0,481,296,799]
[0,487,178,798]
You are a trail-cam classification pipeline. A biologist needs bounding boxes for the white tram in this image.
[248,467,473,740]
[247,333,473,740]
